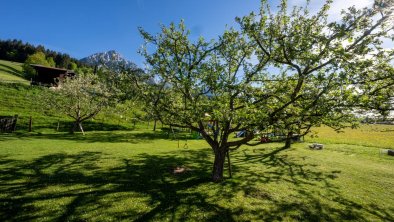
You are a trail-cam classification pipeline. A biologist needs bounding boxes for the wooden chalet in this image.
[30,64,75,87]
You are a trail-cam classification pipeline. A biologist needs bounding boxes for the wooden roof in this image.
[30,64,69,72]
[30,64,75,87]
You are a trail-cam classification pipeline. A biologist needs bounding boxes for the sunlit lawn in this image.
[0,60,29,84]
[306,124,394,148]
[0,126,393,221]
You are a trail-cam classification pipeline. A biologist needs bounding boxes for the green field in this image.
[0,60,29,84]
[0,75,393,221]
[307,125,394,149]
[0,126,393,221]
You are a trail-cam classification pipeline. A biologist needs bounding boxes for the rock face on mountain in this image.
[80,50,138,71]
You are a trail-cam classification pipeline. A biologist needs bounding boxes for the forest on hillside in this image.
[0,39,87,69]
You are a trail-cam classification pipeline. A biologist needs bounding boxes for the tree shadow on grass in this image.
[13,120,133,134]
[0,130,178,144]
[0,149,237,221]
[0,147,392,221]
[0,63,25,78]
[228,146,394,221]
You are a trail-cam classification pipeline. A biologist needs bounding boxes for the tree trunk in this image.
[212,148,227,182]
[153,119,157,131]
[71,120,84,135]
[70,121,78,134]
[227,151,232,178]
[284,132,293,148]
[79,123,85,135]
[28,116,32,132]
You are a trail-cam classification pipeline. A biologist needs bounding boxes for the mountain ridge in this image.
[80,50,139,71]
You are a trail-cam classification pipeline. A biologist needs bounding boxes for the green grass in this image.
[0,128,393,221]
[306,125,394,149]
[0,82,140,132]
[0,60,29,84]
[0,82,67,132]
[0,61,393,221]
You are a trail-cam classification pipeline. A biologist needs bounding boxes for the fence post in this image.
[29,116,32,132]
[13,115,18,132]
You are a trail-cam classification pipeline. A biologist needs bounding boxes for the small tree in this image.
[23,51,51,79]
[138,0,393,182]
[46,56,56,67]
[68,62,78,71]
[43,74,112,134]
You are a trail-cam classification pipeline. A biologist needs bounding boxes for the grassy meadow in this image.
[306,125,394,149]
[0,125,393,221]
[0,69,393,221]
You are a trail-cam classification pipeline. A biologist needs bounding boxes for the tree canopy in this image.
[42,74,112,135]
[138,0,393,181]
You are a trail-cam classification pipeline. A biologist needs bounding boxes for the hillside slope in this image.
[0,60,29,84]
[0,81,137,132]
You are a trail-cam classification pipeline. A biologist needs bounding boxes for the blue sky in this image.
[1,0,387,67]
[0,0,260,66]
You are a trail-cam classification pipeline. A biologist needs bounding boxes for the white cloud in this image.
[288,0,393,49]
[328,0,374,18]
[288,0,374,19]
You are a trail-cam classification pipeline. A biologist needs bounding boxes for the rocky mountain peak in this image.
[80,50,138,71]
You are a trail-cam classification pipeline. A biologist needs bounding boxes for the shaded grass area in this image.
[0,129,189,144]
[0,130,393,221]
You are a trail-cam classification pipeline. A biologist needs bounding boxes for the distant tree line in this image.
[0,39,88,69]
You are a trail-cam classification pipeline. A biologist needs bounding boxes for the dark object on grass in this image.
[388,150,394,156]
[0,115,18,133]
[260,137,271,143]
[309,143,324,150]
